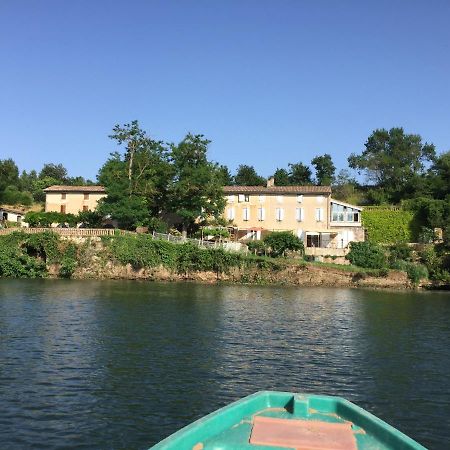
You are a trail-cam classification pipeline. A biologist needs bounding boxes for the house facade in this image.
[223,179,364,253]
[0,207,27,226]
[44,185,106,214]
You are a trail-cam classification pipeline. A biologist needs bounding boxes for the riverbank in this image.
[69,258,413,290]
[0,230,435,290]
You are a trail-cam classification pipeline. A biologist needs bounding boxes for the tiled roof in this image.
[223,185,332,194]
[43,185,106,193]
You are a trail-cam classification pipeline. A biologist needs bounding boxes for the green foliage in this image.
[246,240,267,255]
[311,153,336,185]
[263,231,304,258]
[77,210,104,228]
[389,243,412,263]
[390,259,428,284]
[288,162,312,185]
[362,209,414,243]
[59,242,78,278]
[234,165,266,186]
[419,245,450,282]
[346,241,387,269]
[201,227,230,239]
[348,127,436,203]
[104,234,286,276]
[168,134,226,232]
[0,233,47,278]
[25,211,78,227]
[1,185,33,206]
[24,231,60,263]
[273,168,290,186]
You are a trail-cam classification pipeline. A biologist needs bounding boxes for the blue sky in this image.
[1,0,450,181]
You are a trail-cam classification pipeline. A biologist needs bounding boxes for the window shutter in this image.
[315,208,324,221]
[238,194,245,202]
[297,195,303,203]
[280,208,284,220]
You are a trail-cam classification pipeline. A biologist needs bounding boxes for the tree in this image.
[39,163,68,182]
[288,162,312,185]
[234,165,266,186]
[428,151,450,200]
[98,122,172,229]
[311,153,336,185]
[331,169,362,204]
[263,231,304,258]
[0,159,19,192]
[216,164,233,186]
[348,128,436,203]
[273,168,290,186]
[167,134,226,236]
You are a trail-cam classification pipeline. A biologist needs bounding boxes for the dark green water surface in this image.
[0,280,449,449]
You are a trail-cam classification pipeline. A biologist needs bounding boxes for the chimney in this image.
[267,177,275,188]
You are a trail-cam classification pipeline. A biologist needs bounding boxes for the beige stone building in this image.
[223,179,363,253]
[44,185,106,215]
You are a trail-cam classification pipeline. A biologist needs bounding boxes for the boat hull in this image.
[150,391,426,449]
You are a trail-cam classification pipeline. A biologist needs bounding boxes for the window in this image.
[61,193,66,200]
[297,195,303,203]
[295,207,304,222]
[244,194,250,202]
[84,193,89,200]
[257,207,265,221]
[276,195,283,203]
[275,208,284,221]
[83,205,89,212]
[307,234,320,247]
[227,207,235,220]
[60,205,66,214]
[297,229,303,239]
[315,207,324,222]
[227,195,235,203]
[331,203,360,223]
[242,207,250,221]
[238,194,250,203]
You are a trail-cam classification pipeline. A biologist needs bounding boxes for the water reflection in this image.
[0,280,448,449]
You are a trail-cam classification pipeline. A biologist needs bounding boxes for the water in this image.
[0,280,449,450]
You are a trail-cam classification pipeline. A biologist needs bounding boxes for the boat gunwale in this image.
[149,391,427,450]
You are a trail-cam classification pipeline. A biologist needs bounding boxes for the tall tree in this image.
[108,120,150,193]
[39,163,68,182]
[348,127,436,203]
[98,122,172,229]
[273,168,290,186]
[167,134,226,236]
[0,159,19,192]
[288,162,312,185]
[234,165,266,186]
[216,164,233,186]
[311,153,336,185]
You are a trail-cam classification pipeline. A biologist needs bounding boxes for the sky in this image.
[1,0,450,181]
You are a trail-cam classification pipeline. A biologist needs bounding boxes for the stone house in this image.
[223,178,363,257]
[44,185,106,214]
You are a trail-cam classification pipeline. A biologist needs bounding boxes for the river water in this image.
[0,280,449,449]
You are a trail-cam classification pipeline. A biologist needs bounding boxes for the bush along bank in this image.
[0,231,422,289]
[346,241,449,287]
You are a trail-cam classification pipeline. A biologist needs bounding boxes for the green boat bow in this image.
[150,391,426,450]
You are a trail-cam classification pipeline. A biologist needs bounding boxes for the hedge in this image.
[362,209,415,244]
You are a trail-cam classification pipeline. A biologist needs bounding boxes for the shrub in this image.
[263,232,304,258]
[246,240,267,255]
[389,243,412,263]
[346,241,387,269]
